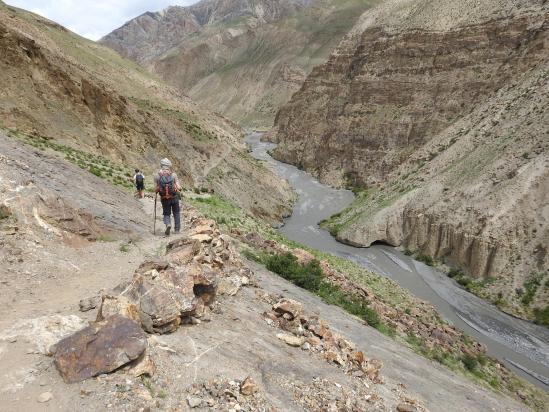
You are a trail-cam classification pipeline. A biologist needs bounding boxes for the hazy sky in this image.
[5,0,197,40]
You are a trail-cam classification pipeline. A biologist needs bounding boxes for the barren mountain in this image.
[0,1,293,223]
[272,0,549,320]
[101,0,380,127]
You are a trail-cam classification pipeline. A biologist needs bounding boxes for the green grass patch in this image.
[254,252,383,329]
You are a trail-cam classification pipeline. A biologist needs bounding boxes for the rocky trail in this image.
[0,131,533,411]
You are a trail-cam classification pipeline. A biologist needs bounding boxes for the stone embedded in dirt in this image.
[37,392,53,403]
[240,376,259,396]
[273,298,302,320]
[187,396,203,408]
[0,314,88,355]
[277,333,305,347]
[397,402,418,412]
[53,315,147,383]
[79,295,101,312]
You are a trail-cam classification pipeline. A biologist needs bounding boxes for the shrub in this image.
[461,354,478,372]
[533,306,549,326]
[264,253,381,328]
[448,268,463,278]
[89,166,102,177]
[521,274,543,306]
[415,253,434,266]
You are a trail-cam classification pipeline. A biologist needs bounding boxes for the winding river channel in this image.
[246,132,549,391]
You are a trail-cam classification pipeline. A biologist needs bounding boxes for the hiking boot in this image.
[174,230,180,234]
[164,226,171,236]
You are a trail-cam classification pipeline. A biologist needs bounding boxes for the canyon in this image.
[272,0,549,320]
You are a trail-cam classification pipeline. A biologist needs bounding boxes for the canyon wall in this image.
[273,0,549,319]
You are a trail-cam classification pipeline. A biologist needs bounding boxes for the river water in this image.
[246,132,549,391]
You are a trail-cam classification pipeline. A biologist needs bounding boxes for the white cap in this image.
[160,158,172,168]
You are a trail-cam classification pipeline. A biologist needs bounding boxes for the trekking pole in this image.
[153,193,158,235]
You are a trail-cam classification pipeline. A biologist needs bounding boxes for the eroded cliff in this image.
[273,0,549,319]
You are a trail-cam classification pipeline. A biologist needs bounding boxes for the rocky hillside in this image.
[272,0,549,320]
[101,0,380,128]
[0,1,293,223]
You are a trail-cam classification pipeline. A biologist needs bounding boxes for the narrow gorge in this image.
[272,0,549,321]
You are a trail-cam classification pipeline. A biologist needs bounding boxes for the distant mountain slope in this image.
[101,0,379,128]
[0,1,293,222]
[271,0,549,320]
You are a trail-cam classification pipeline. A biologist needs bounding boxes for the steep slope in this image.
[272,0,549,320]
[101,0,380,127]
[0,1,293,222]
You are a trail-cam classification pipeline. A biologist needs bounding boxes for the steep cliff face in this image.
[101,0,379,127]
[273,3,548,186]
[0,3,293,222]
[273,0,549,319]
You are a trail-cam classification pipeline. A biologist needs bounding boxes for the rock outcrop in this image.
[100,0,379,127]
[272,0,549,318]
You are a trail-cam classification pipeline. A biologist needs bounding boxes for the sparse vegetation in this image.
[256,252,382,329]
[7,129,136,191]
[119,243,130,253]
[521,273,543,306]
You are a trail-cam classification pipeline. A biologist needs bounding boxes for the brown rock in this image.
[240,376,259,396]
[96,295,140,324]
[54,315,147,383]
[273,298,302,320]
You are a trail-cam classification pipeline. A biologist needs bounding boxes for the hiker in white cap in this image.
[154,158,181,236]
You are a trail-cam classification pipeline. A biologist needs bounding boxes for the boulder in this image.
[53,315,147,383]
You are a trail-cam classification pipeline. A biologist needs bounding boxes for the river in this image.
[246,132,549,391]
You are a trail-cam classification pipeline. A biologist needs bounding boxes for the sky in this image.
[5,0,198,41]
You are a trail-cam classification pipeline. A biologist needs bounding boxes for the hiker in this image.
[134,169,145,198]
[154,158,181,236]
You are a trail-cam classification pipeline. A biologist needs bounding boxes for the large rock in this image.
[117,262,217,333]
[53,315,147,383]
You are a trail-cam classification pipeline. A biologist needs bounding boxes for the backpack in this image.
[135,173,144,185]
[158,171,177,199]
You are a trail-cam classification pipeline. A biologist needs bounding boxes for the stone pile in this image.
[264,296,383,383]
[185,377,270,411]
[53,214,252,383]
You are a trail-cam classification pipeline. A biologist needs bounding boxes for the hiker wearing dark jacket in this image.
[134,169,145,198]
[154,158,181,236]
